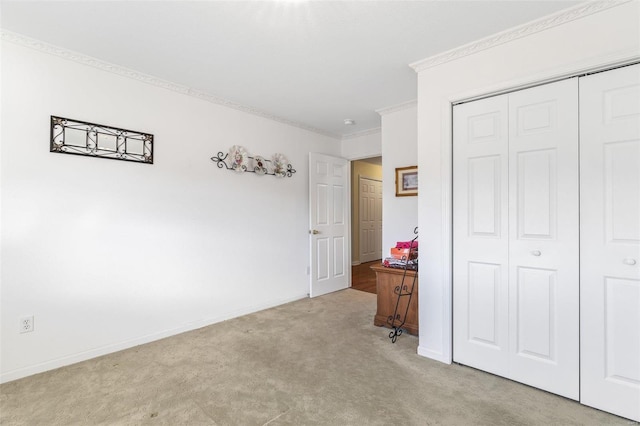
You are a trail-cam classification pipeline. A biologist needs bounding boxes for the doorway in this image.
[359,176,383,263]
[350,157,383,294]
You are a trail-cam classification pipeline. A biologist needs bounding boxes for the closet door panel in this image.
[507,78,579,400]
[605,140,640,247]
[580,64,640,422]
[453,96,510,375]
[515,266,557,360]
[516,149,556,239]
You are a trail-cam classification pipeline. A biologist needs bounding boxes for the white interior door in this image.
[359,177,383,263]
[453,94,510,377]
[453,78,579,399]
[309,153,350,298]
[580,64,640,422]
[507,78,579,400]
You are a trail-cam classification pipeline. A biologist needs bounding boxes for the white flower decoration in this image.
[229,145,248,173]
[272,153,288,178]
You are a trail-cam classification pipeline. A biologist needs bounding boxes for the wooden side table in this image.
[371,264,419,335]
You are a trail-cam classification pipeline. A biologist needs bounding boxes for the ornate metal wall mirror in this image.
[50,116,153,164]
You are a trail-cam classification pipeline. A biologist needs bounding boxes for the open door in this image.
[309,152,350,297]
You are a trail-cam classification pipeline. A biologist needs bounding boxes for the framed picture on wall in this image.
[395,166,418,197]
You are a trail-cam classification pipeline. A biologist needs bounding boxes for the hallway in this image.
[351,260,379,294]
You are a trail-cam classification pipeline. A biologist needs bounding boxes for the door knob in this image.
[310,229,320,235]
[531,250,541,256]
[623,258,637,266]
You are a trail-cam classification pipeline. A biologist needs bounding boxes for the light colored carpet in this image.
[0,289,631,425]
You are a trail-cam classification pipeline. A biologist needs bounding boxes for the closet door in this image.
[507,79,579,399]
[453,95,509,376]
[454,79,579,399]
[580,64,640,422]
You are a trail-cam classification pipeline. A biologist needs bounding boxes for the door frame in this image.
[348,156,383,267]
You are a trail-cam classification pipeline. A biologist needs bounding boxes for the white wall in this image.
[413,1,640,363]
[381,104,417,256]
[0,40,340,382]
[341,130,381,160]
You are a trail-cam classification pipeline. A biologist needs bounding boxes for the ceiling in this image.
[0,1,581,139]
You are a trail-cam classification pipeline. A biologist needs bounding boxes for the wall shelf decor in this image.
[211,146,296,178]
[50,116,153,164]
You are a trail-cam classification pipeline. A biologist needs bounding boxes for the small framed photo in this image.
[395,166,418,197]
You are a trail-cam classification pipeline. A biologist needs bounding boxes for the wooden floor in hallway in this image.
[351,260,379,294]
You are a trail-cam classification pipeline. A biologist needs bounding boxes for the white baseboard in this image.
[351,261,361,266]
[0,293,308,384]
[417,345,452,364]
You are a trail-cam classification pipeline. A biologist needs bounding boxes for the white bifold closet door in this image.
[453,78,579,399]
[453,94,510,376]
[580,64,640,422]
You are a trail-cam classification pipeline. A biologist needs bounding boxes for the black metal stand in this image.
[387,227,418,343]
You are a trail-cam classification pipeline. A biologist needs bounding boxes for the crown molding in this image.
[376,99,417,116]
[341,127,381,141]
[1,30,340,140]
[409,0,629,73]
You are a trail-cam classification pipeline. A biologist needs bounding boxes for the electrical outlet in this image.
[20,316,34,333]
